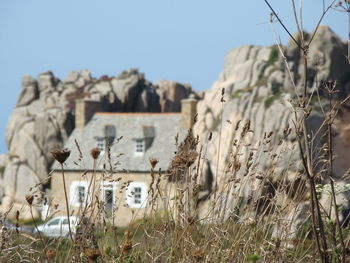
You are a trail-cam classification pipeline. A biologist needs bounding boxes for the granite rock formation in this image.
[193,26,350,237]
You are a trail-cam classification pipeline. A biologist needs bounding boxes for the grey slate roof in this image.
[52,113,187,172]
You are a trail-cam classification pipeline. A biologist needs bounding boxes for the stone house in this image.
[48,97,197,226]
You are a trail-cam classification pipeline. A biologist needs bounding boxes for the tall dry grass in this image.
[0,1,349,262]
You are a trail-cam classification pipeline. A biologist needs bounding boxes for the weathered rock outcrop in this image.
[0,68,196,219]
[194,26,350,237]
[154,80,194,112]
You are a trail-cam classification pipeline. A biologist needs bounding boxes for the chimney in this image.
[75,99,102,128]
[181,95,197,129]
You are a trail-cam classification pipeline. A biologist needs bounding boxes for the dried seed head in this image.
[169,130,199,181]
[51,148,71,164]
[25,194,34,206]
[208,132,212,141]
[15,210,20,221]
[90,147,101,160]
[149,158,159,169]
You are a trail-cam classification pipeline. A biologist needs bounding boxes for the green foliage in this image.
[18,217,43,226]
[264,90,281,108]
[247,254,261,262]
[231,89,244,99]
[267,46,279,66]
[231,87,254,99]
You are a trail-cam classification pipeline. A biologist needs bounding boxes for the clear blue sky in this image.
[0,1,345,154]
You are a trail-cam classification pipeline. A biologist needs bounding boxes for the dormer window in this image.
[104,125,116,146]
[132,126,154,155]
[135,139,144,154]
[96,137,105,152]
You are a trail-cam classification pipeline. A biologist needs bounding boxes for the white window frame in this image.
[96,137,105,153]
[135,139,144,155]
[125,182,148,208]
[69,181,89,207]
[100,182,118,209]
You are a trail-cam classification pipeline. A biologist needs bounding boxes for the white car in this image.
[35,216,77,237]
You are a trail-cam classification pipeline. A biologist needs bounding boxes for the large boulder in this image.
[193,26,350,238]
[16,75,39,107]
[0,154,8,202]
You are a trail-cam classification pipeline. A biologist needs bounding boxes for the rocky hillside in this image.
[194,26,350,235]
[0,69,196,218]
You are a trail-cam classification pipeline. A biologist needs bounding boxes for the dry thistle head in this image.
[25,194,34,206]
[84,248,101,263]
[149,157,159,169]
[51,148,71,164]
[169,130,199,181]
[90,147,101,160]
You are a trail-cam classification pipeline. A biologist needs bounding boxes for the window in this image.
[104,125,116,146]
[133,187,142,204]
[142,126,155,150]
[96,137,105,152]
[135,139,144,154]
[100,182,117,216]
[70,181,89,207]
[126,182,148,208]
[48,218,60,226]
[62,218,75,225]
[77,186,85,203]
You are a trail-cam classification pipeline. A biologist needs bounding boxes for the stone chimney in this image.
[181,95,197,129]
[75,99,102,128]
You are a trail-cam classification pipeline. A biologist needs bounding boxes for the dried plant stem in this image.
[264,0,340,261]
[327,89,346,263]
[297,136,323,260]
[310,176,330,262]
[301,54,329,262]
[291,0,303,43]
[83,157,98,241]
[264,0,303,49]
[90,158,98,212]
[60,163,73,242]
[307,0,336,45]
[29,205,45,249]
